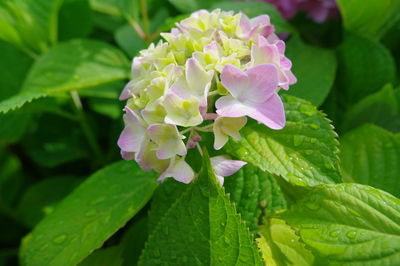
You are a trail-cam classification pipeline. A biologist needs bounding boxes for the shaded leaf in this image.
[114,23,146,58]
[17,177,82,228]
[341,84,400,133]
[340,124,400,198]
[284,35,337,106]
[58,0,93,41]
[337,0,400,39]
[337,32,396,104]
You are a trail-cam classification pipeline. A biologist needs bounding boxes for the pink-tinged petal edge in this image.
[211,155,247,178]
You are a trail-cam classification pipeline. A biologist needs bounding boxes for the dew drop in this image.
[346,230,357,239]
[91,196,106,206]
[293,135,303,147]
[40,244,49,251]
[85,209,97,217]
[329,230,340,237]
[309,123,320,130]
[53,234,67,244]
[305,201,320,211]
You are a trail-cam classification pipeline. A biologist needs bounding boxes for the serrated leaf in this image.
[258,218,314,266]
[224,164,287,231]
[139,151,263,265]
[341,84,400,133]
[337,0,400,39]
[211,1,295,34]
[148,179,187,232]
[20,161,158,266]
[224,95,340,187]
[17,177,81,228]
[0,0,62,55]
[280,183,400,265]
[337,32,396,104]
[0,39,129,114]
[340,124,400,198]
[284,35,337,106]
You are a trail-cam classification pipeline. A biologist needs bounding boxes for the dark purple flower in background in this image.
[251,0,339,23]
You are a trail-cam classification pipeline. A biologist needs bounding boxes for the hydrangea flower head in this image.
[118,9,296,184]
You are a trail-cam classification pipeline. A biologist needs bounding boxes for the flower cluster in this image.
[252,0,338,23]
[118,9,296,184]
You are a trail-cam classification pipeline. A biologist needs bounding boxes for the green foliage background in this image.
[0,0,400,265]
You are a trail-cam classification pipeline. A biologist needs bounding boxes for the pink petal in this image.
[121,151,135,160]
[244,93,286,130]
[246,64,279,103]
[118,107,147,153]
[119,80,134,100]
[215,96,248,118]
[158,158,195,184]
[220,64,248,99]
[117,127,141,152]
[211,155,247,177]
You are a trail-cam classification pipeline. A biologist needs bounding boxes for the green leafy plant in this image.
[0,0,400,265]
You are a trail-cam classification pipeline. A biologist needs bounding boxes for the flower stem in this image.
[70,91,102,164]
[140,0,150,37]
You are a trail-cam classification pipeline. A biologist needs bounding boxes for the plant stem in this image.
[70,91,102,164]
[140,0,150,36]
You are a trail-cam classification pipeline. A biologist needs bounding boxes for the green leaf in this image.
[119,218,148,266]
[148,179,187,232]
[224,164,287,231]
[0,0,62,55]
[20,161,158,266]
[79,246,123,266]
[258,218,314,266]
[341,84,400,133]
[169,0,223,13]
[0,39,129,114]
[0,41,32,99]
[89,0,139,21]
[211,1,295,34]
[139,151,263,265]
[0,41,33,146]
[21,114,88,168]
[58,0,93,41]
[337,32,396,104]
[17,177,82,228]
[284,35,337,106]
[224,95,340,187]
[340,124,400,198]
[114,23,146,57]
[280,183,400,265]
[337,0,400,39]
[0,152,25,213]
